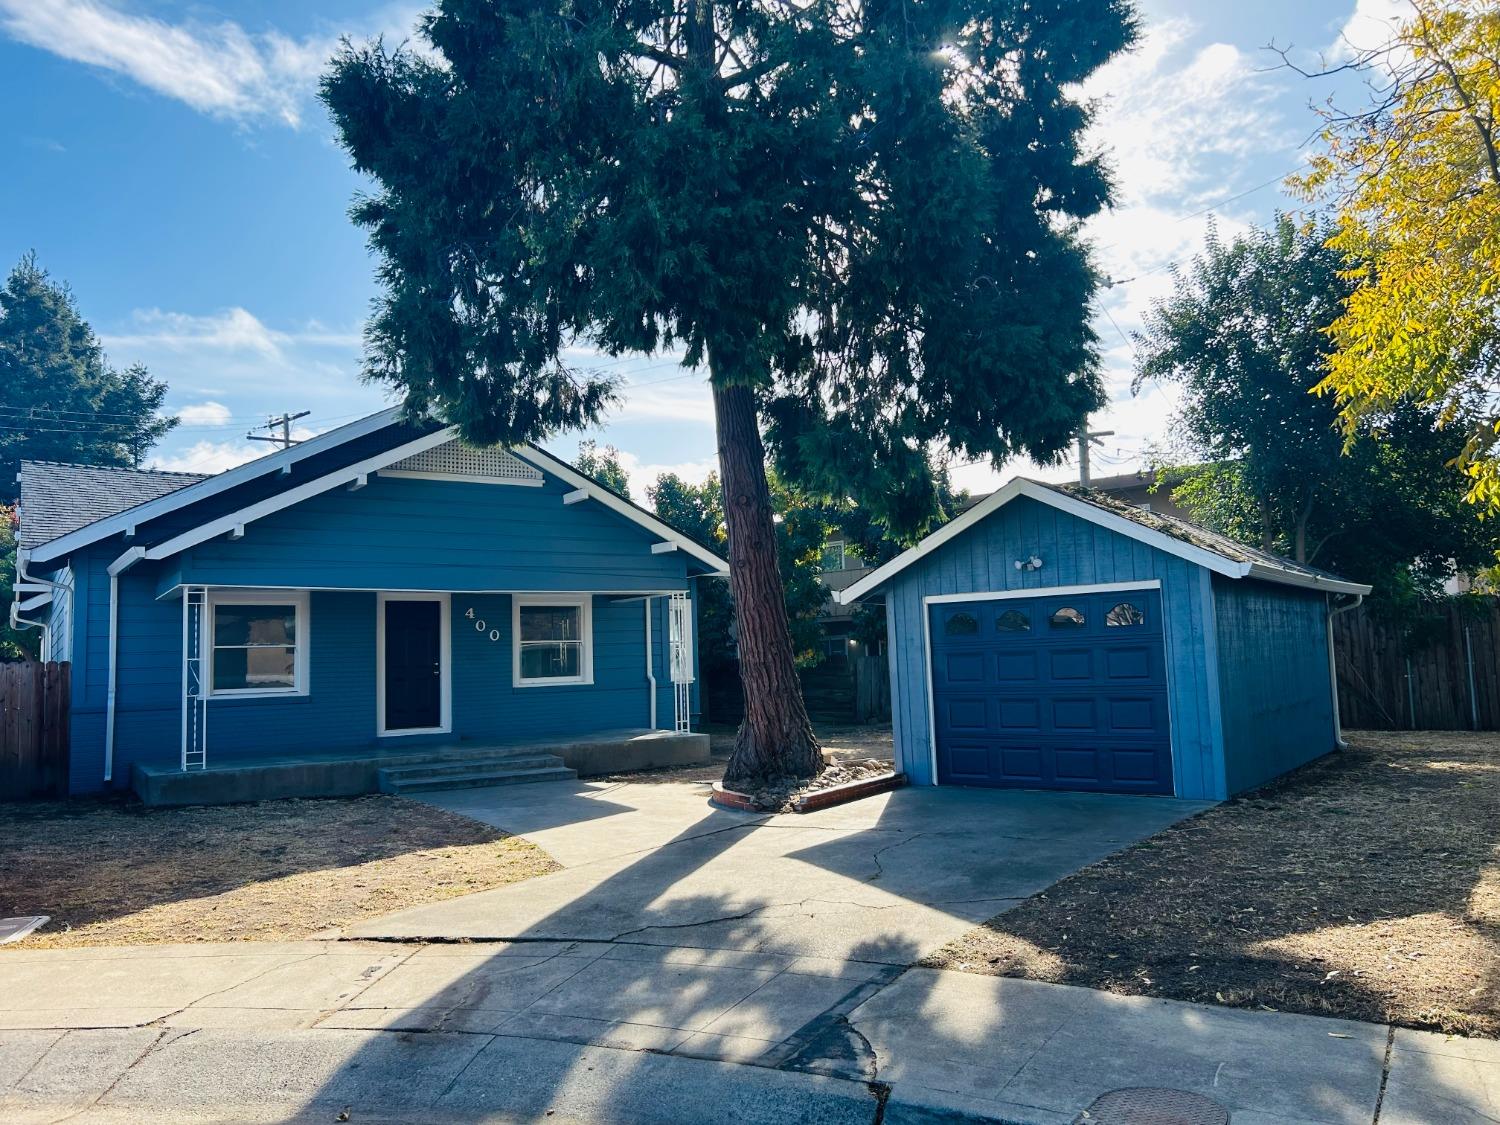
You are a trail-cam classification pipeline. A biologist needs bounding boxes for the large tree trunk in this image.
[712,381,822,786]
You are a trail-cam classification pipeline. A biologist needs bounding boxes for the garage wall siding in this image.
[884,495,1227,799]
[1212,576,1335,794]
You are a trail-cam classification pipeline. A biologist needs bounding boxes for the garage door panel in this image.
[943,697,989,731]
[930,588,1173,795]
[994,650,1039,684]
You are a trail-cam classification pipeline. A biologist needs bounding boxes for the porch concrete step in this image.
[377,754,566,782]
[379,765,578,795]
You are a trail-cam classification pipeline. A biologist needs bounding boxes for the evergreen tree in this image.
[322,0,1132,784]
[0,254,176,501]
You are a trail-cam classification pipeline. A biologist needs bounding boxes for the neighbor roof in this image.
[17,462,207,550]
[836,477,1372,603]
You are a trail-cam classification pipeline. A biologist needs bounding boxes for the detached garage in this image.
[836,479,1371,801]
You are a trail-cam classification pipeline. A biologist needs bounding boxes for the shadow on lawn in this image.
[0,791,571,942]
[931,730,1500,1038]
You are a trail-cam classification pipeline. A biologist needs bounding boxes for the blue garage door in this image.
[929,588,1172,794]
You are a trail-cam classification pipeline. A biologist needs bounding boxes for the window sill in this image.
[207,690,311,704]
[513,677,594,689]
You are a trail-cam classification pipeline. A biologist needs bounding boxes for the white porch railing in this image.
[181,586,208,770]
[668,591,694,733]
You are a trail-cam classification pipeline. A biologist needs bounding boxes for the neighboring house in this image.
[815,537,875,663]
[11,409,726,800]
[836,478,1371,801]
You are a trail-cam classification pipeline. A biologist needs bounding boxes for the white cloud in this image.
[150,439,267,475]
[1335,0,1412,57]
[174,401,232,426]
[612,375,714,426]
[0,0,423,128]
[106,307,291,358]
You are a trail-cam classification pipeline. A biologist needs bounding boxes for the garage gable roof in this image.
[836,477,1372,602]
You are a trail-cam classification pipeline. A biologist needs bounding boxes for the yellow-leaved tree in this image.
[1293,0,1500,510]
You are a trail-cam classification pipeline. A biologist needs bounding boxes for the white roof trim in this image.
[16,592,51,613]
[141,429,456,564]
[514,445,729,575]
[26,406,406,563]
[835,478,1371,603]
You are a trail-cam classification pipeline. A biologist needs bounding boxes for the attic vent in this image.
[383,440,544,486]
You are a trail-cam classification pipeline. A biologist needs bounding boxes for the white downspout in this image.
[104,547,146,783]
[12,548,73,659]
[1327,592,1365,750]
[644,597,658,729]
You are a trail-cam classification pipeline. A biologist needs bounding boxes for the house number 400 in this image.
[464,607,501,642]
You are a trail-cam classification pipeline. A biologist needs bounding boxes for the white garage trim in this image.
[925,580,1162,605]
[920,580,1172,793]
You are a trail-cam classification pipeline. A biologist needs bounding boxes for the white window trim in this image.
[820,540,847,572]
[513,593,594,688]
[376,592,453,737]
[204,589,310,699]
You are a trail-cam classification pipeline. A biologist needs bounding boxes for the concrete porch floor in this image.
[130,729,710,806]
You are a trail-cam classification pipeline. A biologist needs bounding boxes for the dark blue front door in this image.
[929,588,1173,794]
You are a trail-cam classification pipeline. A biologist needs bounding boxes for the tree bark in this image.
[712,381,823,786]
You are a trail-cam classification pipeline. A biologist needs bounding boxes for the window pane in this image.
[996,610,1030,633]
[1049,607,1086,628]
[519,605,581,642]
[213,646,295,690]
[944,611,979,636]
[214,604,296,646]
[520,641,582,679]
[1106,602,1145,627]
[819,542,845,572]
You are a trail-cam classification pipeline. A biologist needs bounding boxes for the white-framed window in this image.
[513,594,593,687]
[206,590,309,697]
[819,540,846,573]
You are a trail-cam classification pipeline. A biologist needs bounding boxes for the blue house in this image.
[836,478,1372,801]
[11,409,726,803]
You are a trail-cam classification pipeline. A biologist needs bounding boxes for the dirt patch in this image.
[596,722,894,786]
[925,731,1500,1037]
[0,794,559,949]
[723,759,895,812]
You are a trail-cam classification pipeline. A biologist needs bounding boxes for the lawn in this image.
[926,731,1500,1037]
[0,794,559,948]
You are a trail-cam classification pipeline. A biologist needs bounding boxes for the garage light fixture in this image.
[1014,555,1043,572]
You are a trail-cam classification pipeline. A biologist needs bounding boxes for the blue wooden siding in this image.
[882,495,1226,800]
[1211,576,1335,794]
[172,474,693,592]
[57,468,709,794]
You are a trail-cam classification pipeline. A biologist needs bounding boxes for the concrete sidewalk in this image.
[1,939,1493,1122]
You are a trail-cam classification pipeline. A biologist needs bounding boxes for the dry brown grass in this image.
[925,731,1500,1037]
[0,794,559,948]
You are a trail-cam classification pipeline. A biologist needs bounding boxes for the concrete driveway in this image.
[348,778,1211,964]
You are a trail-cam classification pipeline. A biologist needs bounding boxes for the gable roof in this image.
[835,477,1372,603]
[22,407,408,564]
[17,462,207,550]
[19,409,729,577]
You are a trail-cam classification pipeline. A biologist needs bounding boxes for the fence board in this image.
[0,660,70,799]
[1334,601,1500,731]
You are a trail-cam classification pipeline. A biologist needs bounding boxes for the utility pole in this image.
[1077,424,1114,488]
[246,411,310,450]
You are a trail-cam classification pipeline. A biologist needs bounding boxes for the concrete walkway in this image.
[352,780,1209,964]
[0,940,1492,1122]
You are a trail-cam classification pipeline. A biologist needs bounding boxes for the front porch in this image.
[132,729,711,806]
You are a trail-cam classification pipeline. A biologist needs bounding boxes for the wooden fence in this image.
[0,661,70,799]
[704,653,892,726]
[1333,600,1500,731]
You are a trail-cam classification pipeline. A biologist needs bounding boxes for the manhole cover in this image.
[1074,1087,1230,1125]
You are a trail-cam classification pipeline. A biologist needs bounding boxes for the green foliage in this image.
[0,254,176,501]
[1137,216,1497,598]
[0,507,38,662]
[574,440,631,496]
[1293,0,1500,511]
[321,0,1131,535]
[648,470,832,667]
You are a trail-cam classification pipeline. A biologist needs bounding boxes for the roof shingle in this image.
[17,461,207,550]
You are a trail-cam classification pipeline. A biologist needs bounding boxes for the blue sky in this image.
[1,0,1402,498]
